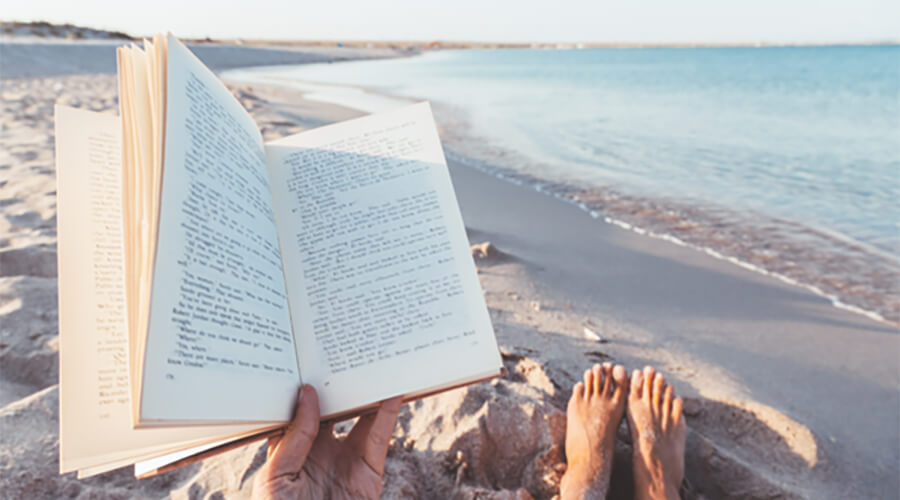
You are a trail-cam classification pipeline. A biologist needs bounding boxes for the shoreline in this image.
[476,154,894,324]
[443,146,899,326]
[222,64,900,326]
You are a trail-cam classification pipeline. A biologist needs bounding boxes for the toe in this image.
[672,396,684,429]
[642,366,655,401]
[662,385,673,431]
[592,363,604,396]
[652,373,666,412]
[600,364,612,396]
[611,364,628,400]
[572,381,585,400]
[631,369,644,399]
[583,368,594,398]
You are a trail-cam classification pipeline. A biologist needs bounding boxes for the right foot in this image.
[560,363,629,500]
[627,366,687,500]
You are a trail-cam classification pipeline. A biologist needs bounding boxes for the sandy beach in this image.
[1,36,898,499]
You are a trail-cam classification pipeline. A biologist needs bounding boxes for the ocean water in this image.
[225,46,900,322]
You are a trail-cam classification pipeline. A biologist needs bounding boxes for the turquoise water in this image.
[227,46,900,320]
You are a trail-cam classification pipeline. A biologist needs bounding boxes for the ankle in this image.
[561,472,609,500]
[561,461,610,500]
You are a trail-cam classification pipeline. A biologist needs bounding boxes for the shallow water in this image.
[225,46,900,322]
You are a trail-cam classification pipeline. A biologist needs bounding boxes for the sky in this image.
[5,0,899,44]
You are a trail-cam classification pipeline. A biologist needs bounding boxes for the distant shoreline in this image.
[218,39,900,50]
[2,20,897,50]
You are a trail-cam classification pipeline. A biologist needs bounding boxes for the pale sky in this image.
[5,0,899,44]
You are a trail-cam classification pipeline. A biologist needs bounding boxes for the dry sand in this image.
[1,40,898,499]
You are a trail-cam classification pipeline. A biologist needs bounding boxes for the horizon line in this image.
[2,20,899,48]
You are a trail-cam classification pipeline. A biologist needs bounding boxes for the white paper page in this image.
[132,436,232,477]
[55,106,279,474]
[266,102,502,417]
[139,36,298,423]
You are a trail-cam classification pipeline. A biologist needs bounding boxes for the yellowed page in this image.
[137,35,299,424]
[132,435,240,478]
[119,45,148,420]
[265,102,502,418]
[118,38,175,426]
[119,43,165,425]
[116,47,140,410]
[142,35,168,414]
[145,38,159,178]
[74,424,279,479]
[56,105,282,475]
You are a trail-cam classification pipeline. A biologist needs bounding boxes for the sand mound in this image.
[682,397,817,499]
[0,340,815,499]
[380,353,567,499]
[380,353,816,500]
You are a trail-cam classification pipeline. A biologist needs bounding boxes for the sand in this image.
[1,38,898,499]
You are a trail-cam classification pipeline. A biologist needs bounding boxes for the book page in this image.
[266,102,502,418]
[117,35,169,423]
[138,36,298,424]
[56,106,280,475]
[117,42,156,421]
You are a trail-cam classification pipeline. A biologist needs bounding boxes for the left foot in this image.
[627,366,687,500]
[560,363,629,499]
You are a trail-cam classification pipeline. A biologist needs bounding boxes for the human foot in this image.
[627,366,687,500]
[560,362,629,500]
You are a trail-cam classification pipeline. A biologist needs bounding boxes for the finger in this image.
[361,396,403,476]
[267,434,283,460]
[346,396,402,452]
[267,385,320,478]
[346,413,376,451]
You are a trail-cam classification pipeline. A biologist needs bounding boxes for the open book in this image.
[56,34,502,479]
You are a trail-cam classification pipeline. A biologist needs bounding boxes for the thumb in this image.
[265,385,320,478]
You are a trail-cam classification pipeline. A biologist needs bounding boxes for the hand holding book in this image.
[251,386,402,500]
